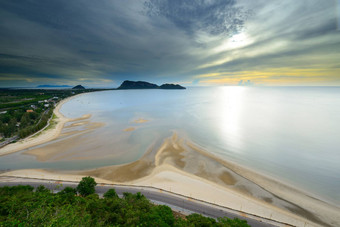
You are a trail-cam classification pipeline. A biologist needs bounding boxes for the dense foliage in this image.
[0,177,250,226]
[77,176,97,197]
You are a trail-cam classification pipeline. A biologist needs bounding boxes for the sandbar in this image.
[79,132,340,227]
[123,127,136,132]
[133,118,148,123]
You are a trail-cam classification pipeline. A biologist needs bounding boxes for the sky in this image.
[0,0,339,88]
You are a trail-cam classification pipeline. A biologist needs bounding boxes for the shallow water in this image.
[1,86,339,205]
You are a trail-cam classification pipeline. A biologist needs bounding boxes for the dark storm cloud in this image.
[0,1,82,30]
[0,0,252,86]
[143,0,250,36]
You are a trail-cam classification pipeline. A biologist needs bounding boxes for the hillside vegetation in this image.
[0,88,105,142]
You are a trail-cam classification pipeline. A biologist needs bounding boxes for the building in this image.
[26,110,34,113]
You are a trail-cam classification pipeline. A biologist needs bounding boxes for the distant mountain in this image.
[117,80,159,89]
[37,85,72,88]
[72,85,85,89]
[159,83,186,89]
[117,80,186,90]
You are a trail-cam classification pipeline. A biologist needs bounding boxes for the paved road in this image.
[0,108,51,149]
[0,135,19,148]
[0,180,287,227]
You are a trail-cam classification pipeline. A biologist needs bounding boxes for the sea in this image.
[1,86,339,206]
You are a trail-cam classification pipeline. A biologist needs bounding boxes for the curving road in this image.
[0,177,290,227]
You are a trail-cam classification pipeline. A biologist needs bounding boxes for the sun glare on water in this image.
[216,87,246,152]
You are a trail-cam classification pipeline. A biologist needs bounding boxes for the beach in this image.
[1,132,339,226]
[0,92,340,227]
[79,132,340,227]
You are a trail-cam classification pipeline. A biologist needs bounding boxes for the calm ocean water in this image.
[1,86,339,205]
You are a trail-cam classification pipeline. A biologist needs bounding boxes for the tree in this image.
[1,114,10,124]
[186,213,216,227]
[57,187,77,204]
[147,205,174,226]
[36,185,50,193]
[20,113,30,128]
[104,189,118,199]
[0,121,3,136]
[0,184,251,226]
[59,187,77,195]
[217,217,250,227]
[7,118,17,136]
[14,110,24,122]
[76,176,97,197]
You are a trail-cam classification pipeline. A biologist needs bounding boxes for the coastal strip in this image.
[0,176,290,227]
[0,94,89,156]
[1,132,339,226]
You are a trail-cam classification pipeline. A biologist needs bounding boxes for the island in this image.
[72,85,85,89]
[117,80,186,90]
[159,83,186,89]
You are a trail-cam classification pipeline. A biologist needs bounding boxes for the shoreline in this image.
[0,94,88,157]
[0,172,305,227]
[0,92,339,226]
[0,132,339,226]
[185,140,340,209]
[77,133,339,227]
[2,132,339,227]
[0,168,317,227]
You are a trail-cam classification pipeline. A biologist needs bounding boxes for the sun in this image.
[213,32,253,53]
[229,33,248,48]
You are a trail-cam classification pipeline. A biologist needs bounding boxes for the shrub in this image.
[76,176,97,197]
[35,185,50,193]
[58,187,77,195]
[104,189,118,198]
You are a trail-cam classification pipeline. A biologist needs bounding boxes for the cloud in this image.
[143,0,250,36]
[238,79,253,86]
[0,0,339,87]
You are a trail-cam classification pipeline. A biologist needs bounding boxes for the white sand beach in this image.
[79,132,340,227]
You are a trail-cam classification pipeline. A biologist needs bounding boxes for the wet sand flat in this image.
[23,120,104,162]
[2,128,339,226]
[79,132,340,227]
